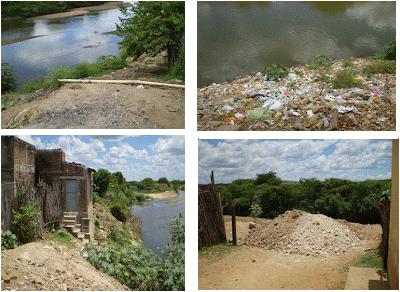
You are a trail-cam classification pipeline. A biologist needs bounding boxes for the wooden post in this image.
[231,199,237,245]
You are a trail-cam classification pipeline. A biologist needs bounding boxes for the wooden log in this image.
[57,79,185,88]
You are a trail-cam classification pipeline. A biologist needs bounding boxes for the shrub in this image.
[1,230,18,250]
[47,229,75,247]
[363,60,396,75]
[307,55,332,70]
[262,64,288,81]
[11,186,41,244]
[331,69,363,89]
[384,38,395,60]
[110,202,128,222]
[1,63,18,93]
[342,59,353,67]
[95,218,101,228]
[93,192,104,205]
[108,224,130,246]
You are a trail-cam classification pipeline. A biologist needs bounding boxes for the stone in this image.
[31,275,43,285]
[215,124,242,131]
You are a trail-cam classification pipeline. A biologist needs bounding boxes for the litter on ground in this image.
[197,58,395,131]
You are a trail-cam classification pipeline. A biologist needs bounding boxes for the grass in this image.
[340,247,384,274]
[342,59,354,67]
[45,229,76,247]
[199,242,244,259]
[307,55,333,70]
[331,69,364,89]
[363,60,396,75]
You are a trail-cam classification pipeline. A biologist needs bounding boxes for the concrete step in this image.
[345,267,390,290]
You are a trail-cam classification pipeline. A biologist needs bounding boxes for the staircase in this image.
[63,212,90,244]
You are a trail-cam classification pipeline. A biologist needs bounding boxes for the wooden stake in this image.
[58,79,185,88]
[232,199,237,246]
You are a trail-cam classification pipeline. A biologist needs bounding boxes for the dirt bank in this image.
[1,53,185,129]
[1,241,129,291]
[147,191,179,199]
[1,36,43,46]
[199,215,382,290]
[27,2,131,20]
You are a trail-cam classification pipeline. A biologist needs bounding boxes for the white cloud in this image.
[199,139,392,184]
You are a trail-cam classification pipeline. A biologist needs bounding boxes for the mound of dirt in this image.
[1,241,129,291]
[243,210,361,257]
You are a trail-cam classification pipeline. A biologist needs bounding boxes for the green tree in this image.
[116,1,185,68]
[93,169,111,196]
[255,172,282,186]
[142,178,155,188]
[111,171,126,186]
[158,177,169,185]
[1,63,18,93]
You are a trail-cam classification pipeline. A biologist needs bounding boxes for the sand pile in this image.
[243,210,361,257]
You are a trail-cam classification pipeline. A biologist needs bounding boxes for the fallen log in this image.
[57,79,185,88]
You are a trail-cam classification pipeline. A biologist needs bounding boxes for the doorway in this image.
[66,179,78,212]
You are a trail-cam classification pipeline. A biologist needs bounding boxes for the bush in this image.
[95,218,101,228]
[363,60,396,75]
[93,192,104,205]
[307,55,332,70]
[11,186,41,244]
[1,230,18,250]
[1,63,18,93]
[110,202,128,222]
[262,64,288,81]
[331,69,363,89]
[108,224,130,246]
[384,38,395,60]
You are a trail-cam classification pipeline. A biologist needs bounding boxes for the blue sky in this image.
[198,139,392,184]
[17,135,185,182]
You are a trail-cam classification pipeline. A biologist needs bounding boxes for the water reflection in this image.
[131,191,185,254]
[1,9,124,86]
[197,1,396,87]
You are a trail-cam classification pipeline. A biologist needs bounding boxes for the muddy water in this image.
[197,1,396,87]
[1,8,124,86]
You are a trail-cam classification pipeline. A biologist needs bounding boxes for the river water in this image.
[197,1,396,87]
[131,191,185,254]
[1,8,124,86]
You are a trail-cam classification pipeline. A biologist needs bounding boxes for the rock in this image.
[215,124,242,131]
[249,222,257,229]
[31,275,43,285]
[342,113,358,126]
[311,106,324,114]
[208,121,223,127]
[243,210,360,257]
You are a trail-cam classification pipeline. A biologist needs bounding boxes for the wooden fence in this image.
[198,171,227,248]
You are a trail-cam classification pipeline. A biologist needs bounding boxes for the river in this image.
[131,191,185,254]
[197,1,396,88]
[1,8,125,87]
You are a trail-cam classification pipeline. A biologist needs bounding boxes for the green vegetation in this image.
[117,1,185,80]
[84,217,185,291]
[199,242,243,259]
[11,186,41,245]
[2,56,126,97]
[341,247,383,273]
[1,63,18,94]
[262,38,396,88]
[93,168,183,223]
[1,230,18,250]
[46,229,75,247]
[262,63,288,81]
[218,173,390,224]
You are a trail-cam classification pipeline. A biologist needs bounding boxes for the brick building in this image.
[1,136,95,242]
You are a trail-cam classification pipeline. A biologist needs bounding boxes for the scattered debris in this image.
[197,58,395,131]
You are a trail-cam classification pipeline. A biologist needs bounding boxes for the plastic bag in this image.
[247,108,273,119]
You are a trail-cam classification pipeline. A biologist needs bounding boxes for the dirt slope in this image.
[2,53,184,129]
[1,241,129,291]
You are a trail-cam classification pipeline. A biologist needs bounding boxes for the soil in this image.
[1,241,129,291]
[1,52,185,129]
[199,213,382,290]
[146,191,179,199]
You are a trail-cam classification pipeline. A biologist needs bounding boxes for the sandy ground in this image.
[1,36,42,46]
[1,241,129,291]
[199,216,382,290]
[1,53,185,129]
[27,2,131,20]
[146,191,179,199]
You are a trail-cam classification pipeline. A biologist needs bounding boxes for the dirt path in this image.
[1,54,184,129]
[199,216,382,290]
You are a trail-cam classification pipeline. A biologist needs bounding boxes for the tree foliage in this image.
[116,1,185,68]
[93,169,111,197]
[255,171,282,186]
[1,63,18,93]
[217,175,390,224]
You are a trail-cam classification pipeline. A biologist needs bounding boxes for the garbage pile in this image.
[197,58,395,131]
[243,210,361,257]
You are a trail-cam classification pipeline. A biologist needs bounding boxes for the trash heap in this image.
[243,210,361,257]
[197,58,396,131]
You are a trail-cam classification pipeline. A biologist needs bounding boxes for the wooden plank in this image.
[58,79,185,88]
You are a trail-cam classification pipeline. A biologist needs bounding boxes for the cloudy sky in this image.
[17,135,185,182]
[198,139,392,184]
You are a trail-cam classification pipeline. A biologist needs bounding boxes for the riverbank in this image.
[27,2,131,20]
[1,2,131,46]
[197,57,395,131]
[1,52,185,129]
[146,191,179,199]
